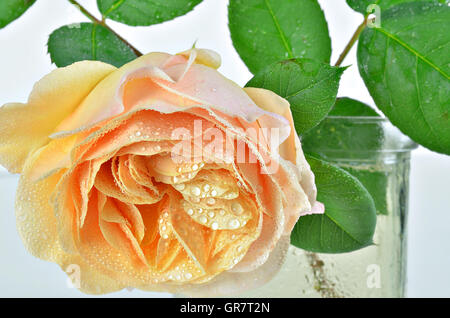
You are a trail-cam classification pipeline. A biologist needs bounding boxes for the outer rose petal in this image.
[244,87,321,215]
[0,61,116,173]
[53,51,291,151]
[15,154,124,294]
[243,87,297,163]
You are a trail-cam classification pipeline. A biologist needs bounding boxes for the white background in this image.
[0,0,449,297]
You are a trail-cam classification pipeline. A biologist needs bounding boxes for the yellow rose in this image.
[0,49,322,296]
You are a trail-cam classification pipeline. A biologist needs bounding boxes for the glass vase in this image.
[240,116,417,298]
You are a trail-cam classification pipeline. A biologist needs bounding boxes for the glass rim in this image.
[306,115,419,154]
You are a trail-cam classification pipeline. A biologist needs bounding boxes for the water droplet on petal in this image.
[231,202,243,215]
[174,183,185,191]
[191,186,201,196]
[228,219,240,229]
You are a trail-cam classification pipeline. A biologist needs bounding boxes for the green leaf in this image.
[302,98,388,215]
[329,97,380,117]
[228,0,331,74]
[97,0,203,26]
[340,167,389,216]
[246,59,344,134]
[291,155,377,253]
[346,0,448,14]
[357,2,450,155]
[0,0,35,29]
[48,23,137,68]
[301,98,382,156]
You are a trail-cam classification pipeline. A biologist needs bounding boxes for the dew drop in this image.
[210,189,218,197]
[191,186,201,196]
[174,183,185,191]
[187,208,194,216]
[228,219,240,229]
[231,202,243,215]
[200,216,207,224]
[211,222,219,230]
[207,198,216,205]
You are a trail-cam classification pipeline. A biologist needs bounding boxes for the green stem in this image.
[67,0,143,57]
[334,17,367,67]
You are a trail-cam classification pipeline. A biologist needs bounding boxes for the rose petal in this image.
[0,61,115,173]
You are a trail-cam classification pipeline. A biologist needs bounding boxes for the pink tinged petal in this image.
[301,201,325,216]
[153,63,291,144]
[53,52,176,136]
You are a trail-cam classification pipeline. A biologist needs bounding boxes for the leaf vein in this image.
[263,0,293,58]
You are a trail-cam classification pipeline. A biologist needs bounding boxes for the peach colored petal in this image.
[15,155,124,294]
[156,238,182,272]
[169,193,208,273]
[138,203,162,247]
[53,52,176,135]
[244,87,297,163]
[163,235,290,297]
[99,198,148,266]
[25,133,82,181]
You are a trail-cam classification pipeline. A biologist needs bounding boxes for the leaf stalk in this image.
[67,0,143,57]
[334,16,367,67]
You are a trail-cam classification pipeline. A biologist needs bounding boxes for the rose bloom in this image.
[0,48,322,296]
